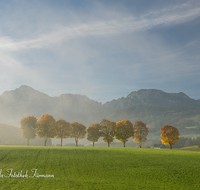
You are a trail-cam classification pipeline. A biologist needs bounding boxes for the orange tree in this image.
[100,119,116,147]
[20,115,37,146]
[132,120,148,148]
[70,122,86,147]
[36,114,56,146]
[55,119,71,146]
[160,125,179,149]
[115,120,134,147]
[87,123,101,147]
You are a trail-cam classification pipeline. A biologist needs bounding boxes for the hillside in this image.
[0,85,199,138]
[104,89,200,109]
[85,105,200,136]
[0,123,51,146]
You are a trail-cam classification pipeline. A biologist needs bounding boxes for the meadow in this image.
[0,146,199,190]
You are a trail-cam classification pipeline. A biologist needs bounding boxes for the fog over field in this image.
[0,0,200,147]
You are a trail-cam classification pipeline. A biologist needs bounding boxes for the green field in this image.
[0,146,200,189]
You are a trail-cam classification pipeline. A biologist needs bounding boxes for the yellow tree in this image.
[100,119,116,147]
[20,115,37,146]
[160,125,179,149]
[36,114,56,146]
[115,120,134,147]
[87,123,101,147]
[55,119,71,146]
[70,122,86,147]
[132,120,148,148]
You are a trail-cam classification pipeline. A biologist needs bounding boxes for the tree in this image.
[20,115,37,146]
[36,114,56,146]
[55,119,71,147]
[100,119,116,147]
[87,124,101,147]
[115,120,134,147]
[132,120,148,148]
[70,122,86,147]
[160,125,179,149]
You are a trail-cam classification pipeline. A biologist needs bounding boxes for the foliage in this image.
[70,122,86,147]
[20,115,37,146]
[160,125,180,149]
[132,120,148,148]
[88,105,200,136]
[115,120,134,147]
[36,114,56,146]
[87,123,101,147]
[55,119,71,146]
[100,119,116,147]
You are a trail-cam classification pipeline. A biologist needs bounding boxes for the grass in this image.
[181,145,198,149]
[0,146,200,189]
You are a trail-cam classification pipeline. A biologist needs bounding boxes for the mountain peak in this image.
[104,89,199,109]
[18,85,35,91]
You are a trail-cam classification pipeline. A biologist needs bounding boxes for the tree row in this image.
[20,114,180,149]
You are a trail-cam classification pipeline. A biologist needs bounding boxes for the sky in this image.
[0,0,200,103]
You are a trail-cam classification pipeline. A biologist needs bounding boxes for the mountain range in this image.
[0,85,200,127]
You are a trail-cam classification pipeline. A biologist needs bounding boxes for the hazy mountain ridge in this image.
[0,85,200,127]
[104,89,200,109]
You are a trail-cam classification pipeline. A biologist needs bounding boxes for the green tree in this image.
[70,122,86,147]
[160,125,179,149]
[55,119,71,146]
[100,119,116,147]
[115,120,134,147]
[36,114,56,146]
[87,123,101,147]
[20,115,37,146]
[132,120,148,148]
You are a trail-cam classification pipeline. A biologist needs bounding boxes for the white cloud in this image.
[0,1,199,101]
[0,1,199,53]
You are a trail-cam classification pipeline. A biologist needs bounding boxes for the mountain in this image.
[0,85,200,127]
[103,89,200,109]
[0,85,102,126]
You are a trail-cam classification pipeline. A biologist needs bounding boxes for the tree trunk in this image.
[93,142,94,147]
[27,139,29,146]
[75,138,78,147]
[123,142,125,148]
[170,144,172,150]
[139,142,141,148]
[44,139,47,146]
[61,138,62,147]
[108,141,110,147]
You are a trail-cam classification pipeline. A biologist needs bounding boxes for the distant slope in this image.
[0,85,199,129]
[103,89,200,109]
[86,105,200,135]
[0,85,103,126]
[0,123,51,146]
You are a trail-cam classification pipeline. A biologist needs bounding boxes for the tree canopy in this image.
[20,115,37,146]
[100,119,116,147]
[160,125,179,149]
[36,114,56,146]
[87,123,101,147]
[132,120,148,148]
[115,120,134,147]
[70,122,86,147]
[55,119,71,146]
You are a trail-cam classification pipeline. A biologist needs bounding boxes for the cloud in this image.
[0,0,199,101]
[0,1,199,53]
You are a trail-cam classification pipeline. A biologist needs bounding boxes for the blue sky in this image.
[0,0,200,103]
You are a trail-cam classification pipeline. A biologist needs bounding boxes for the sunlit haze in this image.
[0,0,200,103]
